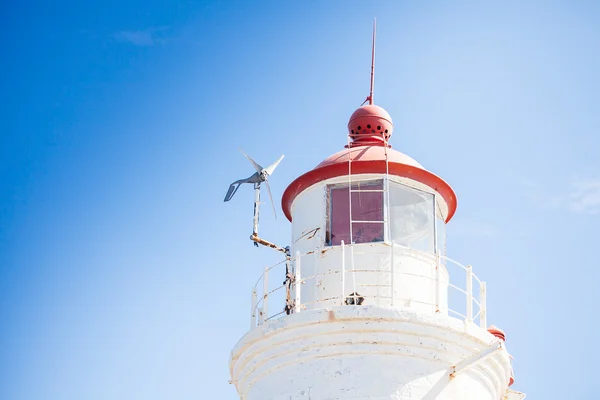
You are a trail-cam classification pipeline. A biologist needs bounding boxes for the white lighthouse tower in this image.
[228,31,525,400]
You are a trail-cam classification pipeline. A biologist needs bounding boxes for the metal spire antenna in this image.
[369,18,376,105]
[363,18,377,106]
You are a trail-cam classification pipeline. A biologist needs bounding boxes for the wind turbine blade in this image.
[264,154,284,176]
[265,179,277,219]
[224,183,239,202]
[239,148,263,173]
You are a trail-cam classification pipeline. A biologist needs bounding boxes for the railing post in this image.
[294,251,302,313]
[435,253,441,313]
[258,307,264,325]
[466,265,473,323]
[341,241,346,306]
[390,241,395,306]
[250,288,257,329]
[263,265,269,319]
[480,281,487,328]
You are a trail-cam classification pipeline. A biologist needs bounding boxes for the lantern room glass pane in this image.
[327,180,384,246]
[389,182,435,253]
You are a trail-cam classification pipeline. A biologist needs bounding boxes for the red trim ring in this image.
[281,160,457,223]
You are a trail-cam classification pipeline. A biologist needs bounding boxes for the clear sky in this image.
[1,1,599,399]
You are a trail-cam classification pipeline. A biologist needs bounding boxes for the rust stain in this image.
[307,227,320,239]
[293,227,320,244]
[328,310,336,321]
[250,235,287,254]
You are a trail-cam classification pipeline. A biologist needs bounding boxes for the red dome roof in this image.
[281,104,457,223]
[316,146,422,169]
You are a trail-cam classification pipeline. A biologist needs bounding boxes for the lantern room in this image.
[281,104,457,314]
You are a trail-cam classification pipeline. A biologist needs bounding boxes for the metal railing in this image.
[250,243,487,329]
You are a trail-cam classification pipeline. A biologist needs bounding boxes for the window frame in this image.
[325,179,385,246]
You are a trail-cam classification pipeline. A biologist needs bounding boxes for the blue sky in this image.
[1,1,599,399]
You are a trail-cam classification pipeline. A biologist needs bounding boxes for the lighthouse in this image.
[228,30,525,400]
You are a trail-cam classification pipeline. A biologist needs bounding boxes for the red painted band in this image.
[281,160,457,223]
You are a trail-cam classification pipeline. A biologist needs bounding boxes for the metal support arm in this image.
[450,340,504,379]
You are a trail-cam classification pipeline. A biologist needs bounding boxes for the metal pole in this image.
[351,246,356,298]
[284,257,292,315]
[433,194,438,255]
[450,341,504,378]
[368,18,376,105]
[252,184,261,237]
[258,307,264,325]
[250,288,257,329]
[390,241,395,306]
[435,253,441,313]
[294,251,302,313]
[466,265,473,323]
[249,235,288,254]
[263,265,269,319]
[480,281,487,328]
[433,194,439,314]
[341,240,346,305]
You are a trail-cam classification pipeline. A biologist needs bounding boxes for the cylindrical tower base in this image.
[230,306,511,400]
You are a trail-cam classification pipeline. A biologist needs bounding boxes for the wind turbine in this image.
[224,149,284,221]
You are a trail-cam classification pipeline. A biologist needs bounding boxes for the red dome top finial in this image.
[347,105,393,146]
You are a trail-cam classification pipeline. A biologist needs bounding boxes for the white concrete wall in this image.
[291,244,449,314]
[230,307,512,400]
